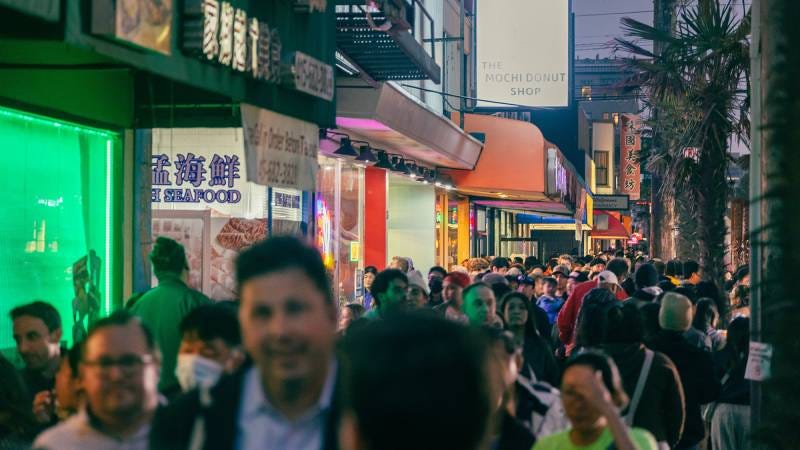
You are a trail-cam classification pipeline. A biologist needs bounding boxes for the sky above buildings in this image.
[574,0,653,60]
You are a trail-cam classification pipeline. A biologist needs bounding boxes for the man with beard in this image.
[10,301,62,407]
[150,236,340,450]
[34,311,159,449]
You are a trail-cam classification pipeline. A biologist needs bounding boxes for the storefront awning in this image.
[474,200,572,217]
[592,211,630,239]
[441,114,546,199]
[334,81,483,169]
[442,114,581,214]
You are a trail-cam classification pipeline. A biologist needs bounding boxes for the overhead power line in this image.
[575,10,653,17]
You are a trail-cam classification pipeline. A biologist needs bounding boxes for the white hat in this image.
[406,270,429,295]
[597,270,619,286]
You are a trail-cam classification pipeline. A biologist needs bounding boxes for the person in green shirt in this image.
[130,237,211,398]
[533,351,658,450]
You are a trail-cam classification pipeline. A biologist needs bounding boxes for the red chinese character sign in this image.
[620,114,641,201]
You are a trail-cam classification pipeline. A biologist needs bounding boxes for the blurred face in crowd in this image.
[503,297,528,329]
[179,330,243,373]
[561,364,606,432]
[520,282,535,300]
[567,277,579,296]
[487,340,522,412]
[407,285,428,309]
[239,269,337,389]
[443,279,464,306]
[428,271,444,283]
[555,272,568,291]
[377,278,410,315]
[464,286,494,326]
[13,315,61,372]
[363,272,376,292]
[591,263,606,274]
[492,266,508,275]
[543,281,557,297]
[80,322,159,425]
[338,308,357,333]
[534,278,544,298]
[55,356,81,415]
[389,257,409,273]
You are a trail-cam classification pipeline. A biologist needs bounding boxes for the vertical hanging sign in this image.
[620,114,641,201]
[241,103,319,191]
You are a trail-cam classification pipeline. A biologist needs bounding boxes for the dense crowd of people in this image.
[0,235,752,449]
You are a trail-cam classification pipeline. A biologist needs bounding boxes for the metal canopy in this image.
[336,4,441,83]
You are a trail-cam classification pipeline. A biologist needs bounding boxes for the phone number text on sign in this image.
[260,161,299,186]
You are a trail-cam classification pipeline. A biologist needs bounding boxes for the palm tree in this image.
[617,0,750,285]
[750,0,800,446]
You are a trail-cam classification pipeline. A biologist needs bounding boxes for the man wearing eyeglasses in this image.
[34,311,159,450]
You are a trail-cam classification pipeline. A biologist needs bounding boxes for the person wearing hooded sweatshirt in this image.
[627,263,663,308]
[647,293,720,450]
[600,303,686,449]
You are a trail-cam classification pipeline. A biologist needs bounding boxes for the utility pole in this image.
[649,0,677,259]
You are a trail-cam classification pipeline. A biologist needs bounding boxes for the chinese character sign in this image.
[620,114,641,201]
[151,153,242,204]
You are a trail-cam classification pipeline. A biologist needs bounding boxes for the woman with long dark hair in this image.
[500,292,560,386]
[709,317,751,450]
[691,298,725,351]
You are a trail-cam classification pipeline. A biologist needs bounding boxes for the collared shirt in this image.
[235,361,337,450]
[33,409,150,450]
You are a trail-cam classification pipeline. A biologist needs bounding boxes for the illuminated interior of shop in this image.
[0,106,121,349]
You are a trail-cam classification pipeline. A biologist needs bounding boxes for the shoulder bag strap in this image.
[624,349,655,427]
[188,385,213,450]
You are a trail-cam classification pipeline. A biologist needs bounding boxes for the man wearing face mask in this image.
[175,302,245,392]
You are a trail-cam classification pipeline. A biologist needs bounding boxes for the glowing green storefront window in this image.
[0,106,120,350]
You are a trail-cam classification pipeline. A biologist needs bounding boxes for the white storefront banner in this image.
[241,103,319,191]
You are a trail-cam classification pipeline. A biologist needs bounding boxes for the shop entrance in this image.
[499,238,539,260]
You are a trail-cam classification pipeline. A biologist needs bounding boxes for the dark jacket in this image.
[149,364,340,450]
[712,347,750,405]
[521,335,560,387]
[647,330,720,449]
[19,368,53,407]
[603,343,686,447]
[627,288,659,306]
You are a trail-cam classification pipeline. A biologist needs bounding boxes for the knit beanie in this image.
[659,292,693,331]
[635,264,659,289]
[406,270,429,295]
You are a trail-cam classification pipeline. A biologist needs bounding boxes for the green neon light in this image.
[105,139,112,316]
[0,106,116,138]
[0,105,120,348]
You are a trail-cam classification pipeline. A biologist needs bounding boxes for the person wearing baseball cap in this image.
[557,259,630,356]
[552,265,571,301]
[596,270,622,295]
